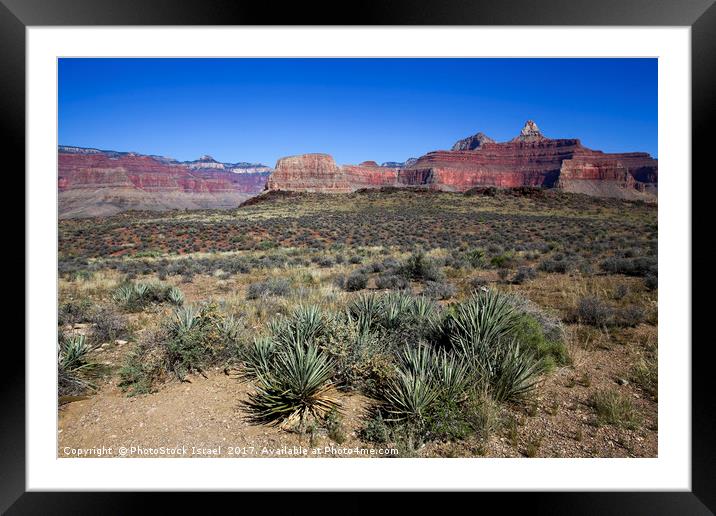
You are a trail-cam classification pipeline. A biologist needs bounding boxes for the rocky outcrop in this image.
[451,132,495,151]
[58,146,271,218]
[265,121,657,200]
[266,154,352,193]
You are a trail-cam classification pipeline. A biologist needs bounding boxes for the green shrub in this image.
[510,314,569,370]
[164,304,224,380]
[345,271,368,291]
[398,251,442,282]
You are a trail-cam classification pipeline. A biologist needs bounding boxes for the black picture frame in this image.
[5,0,714,512]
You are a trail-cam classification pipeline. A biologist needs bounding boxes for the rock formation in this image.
[265,121,657,200]
[451,132,496,151]
[58,146,271,218]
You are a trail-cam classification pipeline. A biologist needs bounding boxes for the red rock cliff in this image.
[264,120,657,200]
[58,147,270,218]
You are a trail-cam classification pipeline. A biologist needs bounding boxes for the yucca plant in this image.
[380,292,414,329]
[167,286,185,306]
[217,313,241,344]
[434,349,472,400]
[240,337,276,380]
[381,368,440,424]
[348,293,381,335]
[245,343,339,428]
[270,305,326,349]
[446,290,520,355]
[379,345,440,423]
[112,284,135,307]
[477,340,545,402]
[169,305,200,336]
[59,334,93,372]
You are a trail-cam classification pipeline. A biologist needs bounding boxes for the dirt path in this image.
[58,371,377,458]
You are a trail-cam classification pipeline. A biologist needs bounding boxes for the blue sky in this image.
[58,58,657,166]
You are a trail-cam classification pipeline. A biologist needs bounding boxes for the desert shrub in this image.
[615,305,646,327]
[360,413,391,443]
[398,251,442,282]
[538,257,573,274]
[573,296,614,326]
[58,299,93,326]
[375,274,409,290]
[613,283,630,300]
[469,276,489,290]
[512,266,537,284]
[465,249,486,268]
[246,278,291,299]
[88,306,129,343]
[498,268,510,282]
[509,314,569,371]
[600,256,657,277]
[345,271,368,291]
[591,389,640,429]
[423,280,456,300]
[324,407,347,443]
[490,252,515,269]
[332,274,346,289]
[163,304,224,380]
[644,274,658,291]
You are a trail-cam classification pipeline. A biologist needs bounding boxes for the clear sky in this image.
[58,58,657,166]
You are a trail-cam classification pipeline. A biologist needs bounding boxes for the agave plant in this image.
[245,343,339,428]
[167,286,185,306]
[133,282,150,301]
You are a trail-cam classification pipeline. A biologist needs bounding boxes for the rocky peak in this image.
[512,120,546,143]
[451,132,495,151]
[199,154,217,162]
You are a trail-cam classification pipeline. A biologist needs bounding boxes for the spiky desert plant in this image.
[271,305,326,349]
[59,334,93,372]
[446,289,521,355]
[245,343,339,428]
[380,292,415,329]
[167,286,185,306]
[112,284,135,307]
[217,313,241,344]
[348,292,381,334]
[434,349,472,400]
[168,304,200,336]
[240,337,276,380]
[380,345,440,423]
[482,340,545,402]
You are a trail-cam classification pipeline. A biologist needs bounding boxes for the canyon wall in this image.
[265,121,657,200]
[58,147,270,218]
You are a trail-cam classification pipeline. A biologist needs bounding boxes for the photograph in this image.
[56,57,660,460]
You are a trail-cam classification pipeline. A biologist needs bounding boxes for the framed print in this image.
[6,0,714,512]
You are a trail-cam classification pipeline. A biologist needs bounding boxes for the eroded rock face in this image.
[451,132,496,151]
[58,146,270,218]
[266,154,352,193]
[265,121,657,200]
